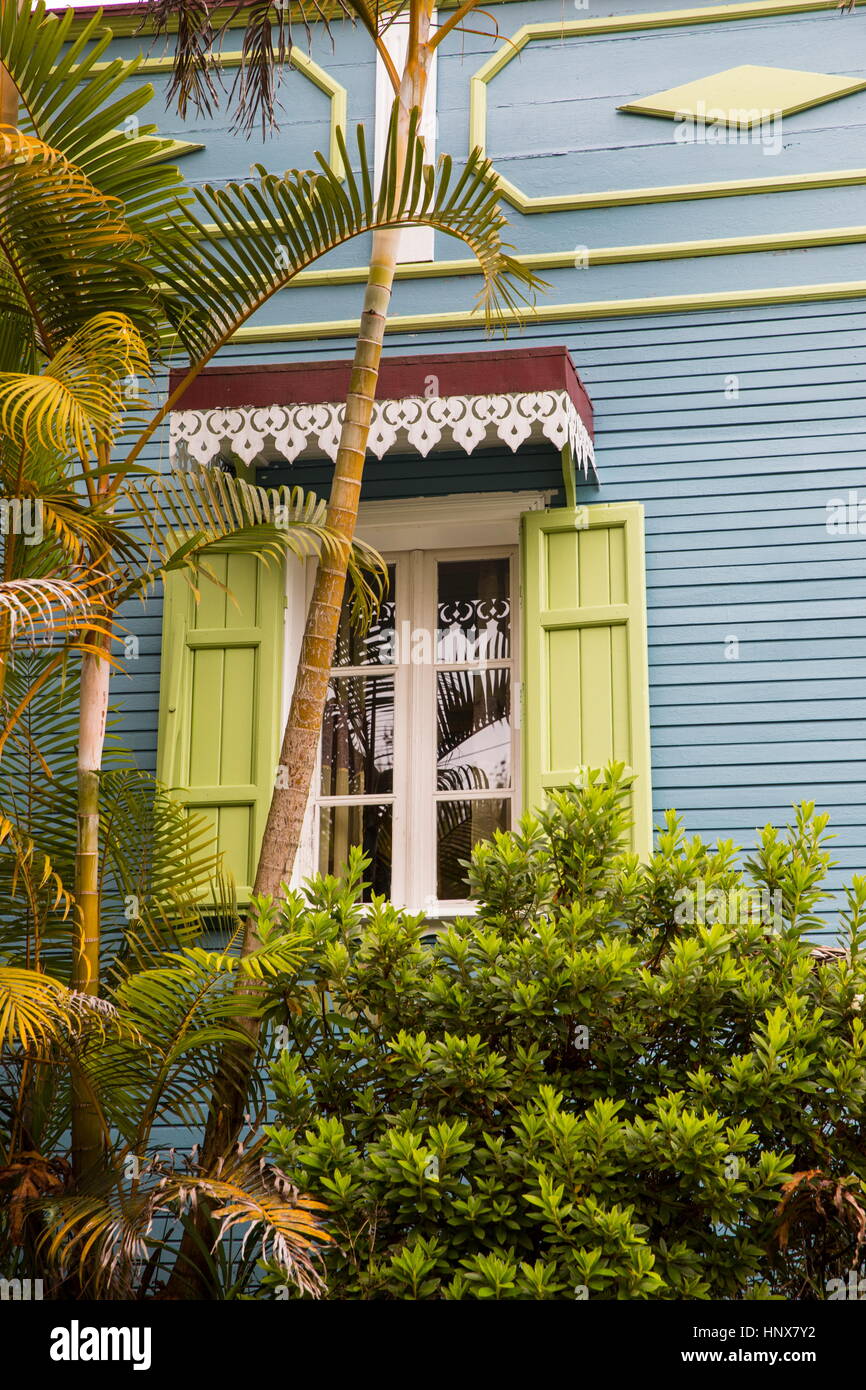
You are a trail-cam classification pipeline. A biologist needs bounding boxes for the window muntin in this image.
[314,546,519,909]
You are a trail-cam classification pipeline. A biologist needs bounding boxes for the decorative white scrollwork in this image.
[170,390,596,475]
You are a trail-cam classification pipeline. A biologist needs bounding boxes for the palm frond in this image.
[0,266,35,375]
[0,812,74,940]
[78,918,313,1150]
[167,1157,329,1294]
[0,127,158,358]
[223,0,292,139]
[0,656,131,979]
[0,0,187,234]
[0,577,112,654]
[146,0,344,133]
[82,943,272,1145]
[149,111,540,383]
[0,457,148,579]
[144,0,429,135]
[0,444,150,572]
[38,1152,328,1298]
[0,314,151,461]
[222,0,414,139]
[97,769,239,977]
[144,0,222,123]
[119,468,382,601]
[0,966,71,1050]
[35,495,145,571]
[0,691,237,987]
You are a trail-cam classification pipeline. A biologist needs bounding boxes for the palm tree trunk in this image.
[168,5,436,1297]
[70,634,109,1179]
[250,225,403,905]
[189,219,404,1160]
[73,642,108,997]
[253,2,435,907]
[71,443,113,1181]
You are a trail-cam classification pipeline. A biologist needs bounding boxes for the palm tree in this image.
[144,6,538,1241]
[0,1,534,1191]
[0,96,351,1172]
[148,0,532,904]
[0,772,332,1298]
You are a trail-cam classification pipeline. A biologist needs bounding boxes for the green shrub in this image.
[262,765,866,1299]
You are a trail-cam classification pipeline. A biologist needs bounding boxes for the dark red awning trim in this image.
[168,346,594,442]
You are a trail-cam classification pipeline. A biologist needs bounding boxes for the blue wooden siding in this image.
[104,0,866,321]
[115,296,866,926]
[97,0,866,928]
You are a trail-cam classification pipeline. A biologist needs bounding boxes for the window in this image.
[156,491,654,905]
[314,544,520,912]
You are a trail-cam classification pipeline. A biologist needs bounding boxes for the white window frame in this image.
[288,490,553,914]
[374,10,438,264]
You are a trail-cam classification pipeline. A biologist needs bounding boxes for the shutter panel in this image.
[521,503,652,857]
[157,551,284,899]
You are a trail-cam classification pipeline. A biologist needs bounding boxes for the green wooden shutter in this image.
[521,503,653,857]
[157,551,284,899]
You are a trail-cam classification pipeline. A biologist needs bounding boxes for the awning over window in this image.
[168,346,596,483]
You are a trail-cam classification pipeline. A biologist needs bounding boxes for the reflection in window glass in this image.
[436,799,510,899]
[320,675,394,797]
[316,547,517,909]
[319,803,392,900]
[437,558,510,663]
[333,564,397,667]
[436,668,511,792]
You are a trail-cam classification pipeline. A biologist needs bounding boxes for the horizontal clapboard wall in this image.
[572,298,866,919]
[114,295,866,929]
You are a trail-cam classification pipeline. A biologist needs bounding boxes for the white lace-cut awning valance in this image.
[169,389,595,475]
[167,347,597,493]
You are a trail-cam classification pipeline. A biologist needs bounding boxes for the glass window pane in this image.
[333,564,397,667]
[436,799,510,899]
[437,668,511,792]
[319,804,392,900]
[320,675,394,796]
[437,557,510,663]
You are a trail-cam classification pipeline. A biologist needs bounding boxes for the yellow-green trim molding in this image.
[157,224,866,311]
[92,49,347,177]
[469,0,864,213]
[141,138,204,164]
[282,224,866,287]
[483,167,866,216]
[218,279,866,346]
[618,64,866,126]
